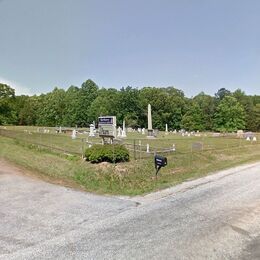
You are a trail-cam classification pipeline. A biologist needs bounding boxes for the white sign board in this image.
[98,116,116,138]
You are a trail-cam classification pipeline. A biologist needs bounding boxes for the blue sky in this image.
[0,0,259,96]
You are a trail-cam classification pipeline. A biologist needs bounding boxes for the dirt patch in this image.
[0,158,86,192]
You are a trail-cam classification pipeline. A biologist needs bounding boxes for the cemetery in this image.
[0,115,259,195]
[0,94,259,195]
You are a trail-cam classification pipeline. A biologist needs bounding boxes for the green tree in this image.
[77,79,99,126]
[116,86,143,127]
[0,83,17,124]
[139,86,186,130]
[88,88,119,123]
[62,85,81,126]
[193,92,215,130]
[214,96,245,132]
[18,95,43,125]
[181,103,204,131]
[249,104,260,131]
[215,88,231,101]
[37,88,66,126]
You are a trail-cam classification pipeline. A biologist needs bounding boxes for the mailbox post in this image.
[154,154,167,178]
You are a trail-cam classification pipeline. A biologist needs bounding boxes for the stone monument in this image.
[71,129,77,139]
[121,120,126,138]
[89,124,95,137]
[147,104,153,137]
[165,123,168,135]
[117,127,122,138]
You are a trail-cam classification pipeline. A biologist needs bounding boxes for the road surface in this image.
[0,160,259,259]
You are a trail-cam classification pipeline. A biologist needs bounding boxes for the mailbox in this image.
[154,155,167,177]
[155,155,167,167]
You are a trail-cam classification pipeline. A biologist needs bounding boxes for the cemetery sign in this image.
[98,116,117,138]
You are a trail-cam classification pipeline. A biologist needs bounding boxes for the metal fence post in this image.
[134,139,136,160]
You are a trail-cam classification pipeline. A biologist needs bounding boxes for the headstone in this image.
[192,142,203,151]
[253,136,257,141]
[142,128,145,135]
[237,130,243,138]
[89,124,95,137]
[59,126,62,133]
[117,127,122,138]
[246,136,250,141]
[147,104,153,137]
[146,143,150,153]
[121,120,126,138]
[165,124,168,135]
[244,132,253,139]
[71,129,77,139]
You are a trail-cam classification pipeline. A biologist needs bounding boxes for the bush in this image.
[85,144,130,163]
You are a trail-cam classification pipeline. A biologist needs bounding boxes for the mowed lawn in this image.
[0,126,259,195]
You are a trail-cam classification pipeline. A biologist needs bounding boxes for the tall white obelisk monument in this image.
[147,104,153,137]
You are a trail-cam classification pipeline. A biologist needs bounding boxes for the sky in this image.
[0,0,259,97]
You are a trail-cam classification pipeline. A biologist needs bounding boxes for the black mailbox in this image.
[154,155,167,177]
[155,155,167,167]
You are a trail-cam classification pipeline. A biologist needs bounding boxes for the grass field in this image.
[0,126,259,195]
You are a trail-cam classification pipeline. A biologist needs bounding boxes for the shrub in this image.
[85,144,130,163]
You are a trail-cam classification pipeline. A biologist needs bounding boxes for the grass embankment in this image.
[1,135,259,196]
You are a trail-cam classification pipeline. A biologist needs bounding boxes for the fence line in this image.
[1,128,259,161]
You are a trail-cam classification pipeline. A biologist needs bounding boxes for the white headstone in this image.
[146,143,150,153]
[142,128,145,135]
[246,136,250,141]
[117,127,122,138]
[89,124,95,137]
[253,136,257,141]
[165,124,168,135]
[71,129,77,139]
[121,120,126,138]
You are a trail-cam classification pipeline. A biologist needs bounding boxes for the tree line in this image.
[0,79,259,132]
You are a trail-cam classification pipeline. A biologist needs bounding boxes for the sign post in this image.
[98,116,117,144]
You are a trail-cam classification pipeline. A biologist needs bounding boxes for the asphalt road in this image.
[0,160,259,260]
